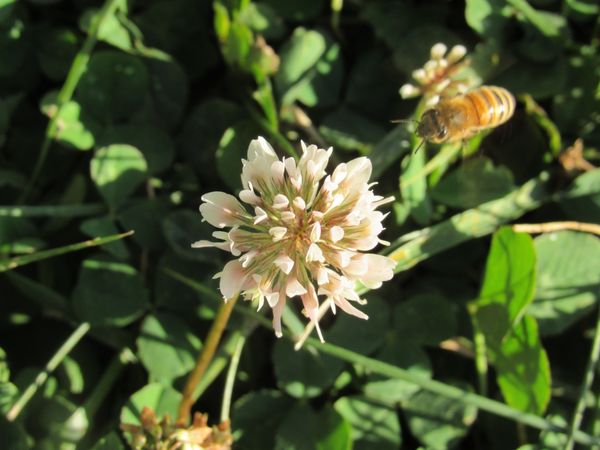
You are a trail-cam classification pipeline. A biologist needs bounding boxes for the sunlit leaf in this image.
[90,144,148,210]
[137,313,202,382]
[492,315,551,414]
[476,227,536,343]
[120,383,181,429]
[528,231,600,335]
[275,27,343,108]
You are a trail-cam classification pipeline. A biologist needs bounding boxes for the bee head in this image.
[417,109,447,143]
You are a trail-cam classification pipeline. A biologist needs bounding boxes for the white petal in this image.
[322,175,338,192]
[280,211,296,223]
[199,192,246,228]
[332,250,353,268]
[271,160,285,184]
[272,294,286,338]
[266,291,280,308]
[254,206,268,224]
[342,157,372,191]
[329,226,344,243]
[310,222,321,242]
[242,137,279,189]
[272,194,289,210]
[357,254,396,288]
[239,250,257,268]
[293,196,306,211]
[269,226,287,242]
[317,267,329,285]
[344,254,369,277]
[248,136,277,159]
[284,157,298,178]
[190,239,229,252]
[301,284,324,343]
[306,243,325,263]
[300,145,332,181]
[286,277,307,297]
[239,188,261,205]
[331,163,347,184]
[447,44,467,64]
[219,259,247,299]
[334,296,369,320]
[274,254,294,274]
[430,42,447,60]
[290,174,303,191]
[330,193,344,209]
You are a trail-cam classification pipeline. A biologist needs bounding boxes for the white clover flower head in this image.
[193,137,396,341]
[400,42,473,104]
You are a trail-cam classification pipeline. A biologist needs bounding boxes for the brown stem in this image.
[512,221,600,236]
[177,294,239,426]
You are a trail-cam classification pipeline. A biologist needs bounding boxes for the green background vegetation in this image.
[1,0,600,448]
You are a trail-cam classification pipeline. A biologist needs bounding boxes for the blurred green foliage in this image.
[1,0,600,449]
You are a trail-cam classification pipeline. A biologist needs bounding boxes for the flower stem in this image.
[220,330,247,423]
[331,0,344,37]
[564,303,600,450]
[83,348,136,419]
[177,294,239,426]
[468,302,489,396]
[6,322,91,421]
[513,221,600,236]
[244,100,298,159]
[19,0,122,203]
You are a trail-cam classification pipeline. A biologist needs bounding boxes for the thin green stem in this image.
[6,322,91,421]
[177,294,239,426]
[564,303,600,450]
[20,0,122,203]
[83,348,136,419]
[0,230,134,272]
[331,0,343,36]
[220,331,247,423]
[592,387,600,450]
[253,76,279,131]
[194,321,259,401]
[0,203,106,218]
[469,303,489,397]
[244,101,298,159]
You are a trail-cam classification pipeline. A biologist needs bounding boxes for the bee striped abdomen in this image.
[466,86,515,130]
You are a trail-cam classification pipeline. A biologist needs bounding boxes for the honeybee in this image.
[416,86,516,144]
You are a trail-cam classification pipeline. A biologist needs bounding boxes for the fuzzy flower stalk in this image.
[193,137,396,341]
